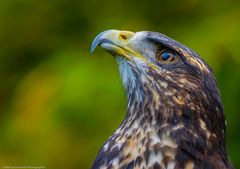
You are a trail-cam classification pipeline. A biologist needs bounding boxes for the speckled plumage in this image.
[91,30,234,169]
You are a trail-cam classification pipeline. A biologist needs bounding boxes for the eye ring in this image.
[156,49,179,63]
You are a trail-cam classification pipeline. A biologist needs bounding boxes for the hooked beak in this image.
[91,30,137,60]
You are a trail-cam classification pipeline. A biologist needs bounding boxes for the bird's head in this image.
[91,30,222,112]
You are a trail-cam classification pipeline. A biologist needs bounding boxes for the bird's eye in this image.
[156,50,179,63]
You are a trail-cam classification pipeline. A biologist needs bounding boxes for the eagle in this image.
[90,30,234,169]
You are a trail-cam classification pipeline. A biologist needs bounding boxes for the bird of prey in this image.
[91,30,234,169]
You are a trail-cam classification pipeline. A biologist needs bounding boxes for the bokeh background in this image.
[0,0,239,168]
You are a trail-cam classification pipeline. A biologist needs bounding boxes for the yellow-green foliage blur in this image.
[0,0,239,168]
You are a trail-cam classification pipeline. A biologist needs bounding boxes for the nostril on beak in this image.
[120,33,128,40]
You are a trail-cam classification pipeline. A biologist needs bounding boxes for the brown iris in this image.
[156,49,179,63]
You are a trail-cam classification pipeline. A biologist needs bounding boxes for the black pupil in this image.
[161,51,175,61]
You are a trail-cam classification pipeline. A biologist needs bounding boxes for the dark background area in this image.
[0,0,239,168]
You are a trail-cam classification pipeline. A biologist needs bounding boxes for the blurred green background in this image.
[0,0,239,168]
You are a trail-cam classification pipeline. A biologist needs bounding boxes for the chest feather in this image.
[99,125,178,169]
